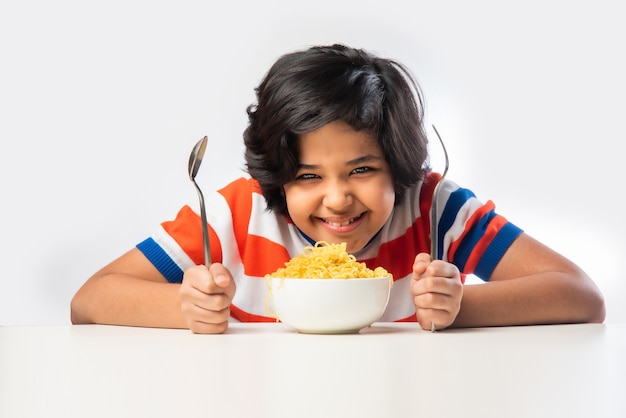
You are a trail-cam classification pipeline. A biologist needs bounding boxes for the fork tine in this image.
[431,125,449,178]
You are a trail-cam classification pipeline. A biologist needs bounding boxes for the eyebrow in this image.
[298,155,384,170]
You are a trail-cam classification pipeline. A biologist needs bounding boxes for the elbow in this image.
[585,288,606,324]
[70,289,93,325]
[576,273,606,324]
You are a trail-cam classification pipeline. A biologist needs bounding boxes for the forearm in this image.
[71,274,187,329]
[452,272,606,328]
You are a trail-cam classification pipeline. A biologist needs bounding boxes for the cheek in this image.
[371,179,395,210]
[284,187,311,218]
[380,190,396,218]
[375,185,396,223]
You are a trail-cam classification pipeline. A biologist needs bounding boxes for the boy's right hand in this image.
[179,263,236,334]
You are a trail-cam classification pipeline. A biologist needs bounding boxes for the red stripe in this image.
[464,212,508,273]
[396,314,418,322]
[230,303,277,322]
[421,172,441,248]
[359,221,429,283]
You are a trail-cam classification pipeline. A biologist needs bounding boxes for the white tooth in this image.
[328,219,353,227]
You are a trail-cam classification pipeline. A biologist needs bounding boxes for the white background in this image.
[1,0,624,325]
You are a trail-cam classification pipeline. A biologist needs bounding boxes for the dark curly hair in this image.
[244,44,429,215]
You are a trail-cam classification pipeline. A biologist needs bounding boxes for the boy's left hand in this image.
[411,253,463,331]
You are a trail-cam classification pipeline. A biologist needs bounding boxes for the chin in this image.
[343,240,369,254]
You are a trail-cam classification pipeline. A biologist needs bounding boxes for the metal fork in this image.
[429,125,449,332]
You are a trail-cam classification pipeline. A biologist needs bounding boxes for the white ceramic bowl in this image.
[267,276,392,334]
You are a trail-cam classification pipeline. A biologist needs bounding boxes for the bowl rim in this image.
[268,276,392,282]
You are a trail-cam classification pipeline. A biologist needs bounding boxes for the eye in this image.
[350,166,374,175]
[295,173,320,181]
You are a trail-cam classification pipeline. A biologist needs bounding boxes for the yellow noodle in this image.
[264,241,392,320]
[266,241,391,279]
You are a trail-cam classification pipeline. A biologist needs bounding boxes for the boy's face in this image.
[283,120,395,253]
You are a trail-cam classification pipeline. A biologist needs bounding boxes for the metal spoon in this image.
[188,136,211,266]
[429,125,449,332]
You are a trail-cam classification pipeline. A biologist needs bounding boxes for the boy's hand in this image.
[411,253,463,331]
[179,263,236,334]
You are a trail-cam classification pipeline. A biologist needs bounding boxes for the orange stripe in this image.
[464,214,508,273]
[242,235,292,277]
[162,206,222,265]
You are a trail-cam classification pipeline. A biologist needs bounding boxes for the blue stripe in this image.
[474,222,523,280]
[452,209,500,271]
[297,228,317,246]
[297,227,382,254]
[438,188,476,260]
[136,238,185,284]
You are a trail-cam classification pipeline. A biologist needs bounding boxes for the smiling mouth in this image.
[320,213,364,227]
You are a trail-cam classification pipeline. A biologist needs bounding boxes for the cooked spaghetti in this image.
[266,241,391,279]
[264,241,392,320]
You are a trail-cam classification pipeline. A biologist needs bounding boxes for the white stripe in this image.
[231,274,274,318]
[378,274,416,321]
[386,185,424,242]
[442,196,484,262]
[202,191,245,282]
[152,225,195,271]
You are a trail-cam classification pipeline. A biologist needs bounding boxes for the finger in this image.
[412,253,431,275]
[414,276,462,299]
[413,288,457,311]
[208,263,237,294]
[189,317,229,334]
[185,265,214,293]
[423,259,459,280]
[413,285,462,331]
[193,291,233,313]
[188,301,231,320]
[214,273,229,288]
[181,295,231,323]
[416,308,451,331]
[185,264,228,294]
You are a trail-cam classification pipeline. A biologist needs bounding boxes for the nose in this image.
[322,179,353,211]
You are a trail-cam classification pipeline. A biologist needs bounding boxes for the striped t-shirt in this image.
[137,173,522,322]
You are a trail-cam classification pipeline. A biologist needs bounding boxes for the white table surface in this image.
[1,322,625,418]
